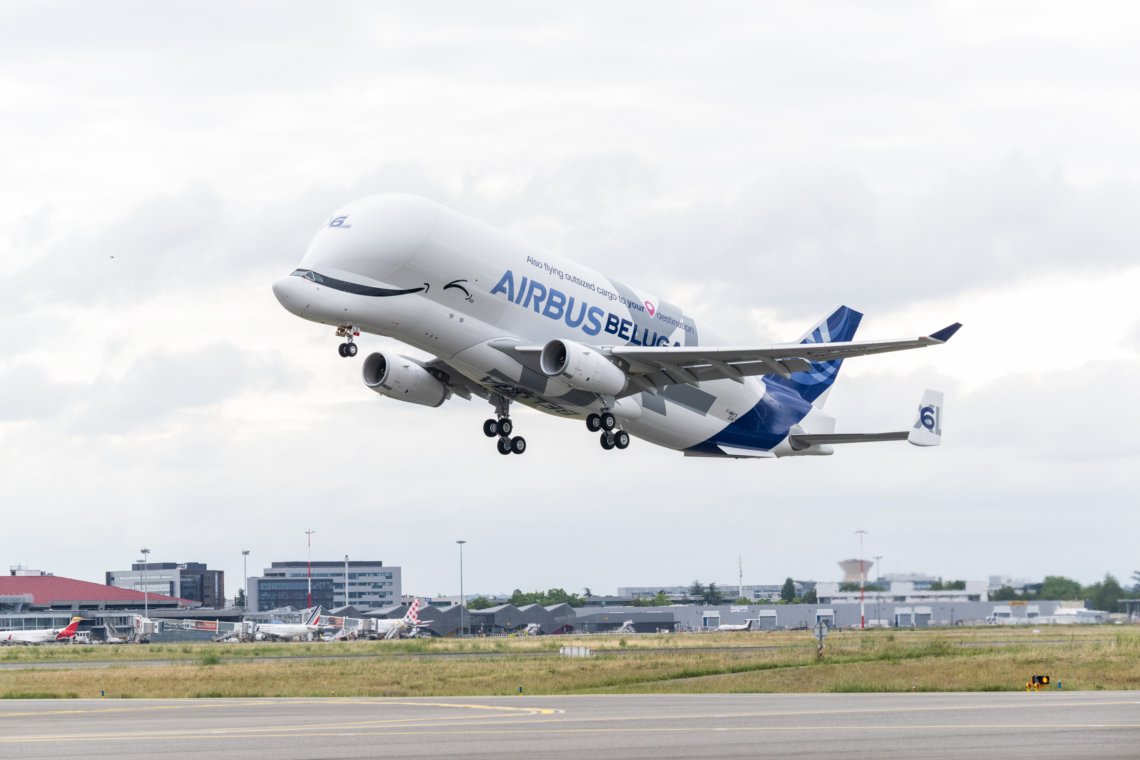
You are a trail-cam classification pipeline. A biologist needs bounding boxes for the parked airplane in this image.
[1,617,82,645]
[375,599,431,639]
[255,608,323,641]
[273,194,958,458]
[717,620,758,632]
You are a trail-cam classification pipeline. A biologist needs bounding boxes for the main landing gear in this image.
[484,395,526,455]
[336,324,359,358]
[587,411,629,451]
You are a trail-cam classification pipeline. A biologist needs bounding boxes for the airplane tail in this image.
[908,389,944,447]
[305,607,323,626]
[403,598,421,626]
[766,305,863,407]
[56,617,82,639]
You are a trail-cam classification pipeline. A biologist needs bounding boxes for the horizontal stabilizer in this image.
[789,432,909,446]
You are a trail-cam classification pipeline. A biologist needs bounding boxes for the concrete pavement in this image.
[1,691,1138,758]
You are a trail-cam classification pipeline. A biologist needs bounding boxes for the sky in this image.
[2,2,1138,600]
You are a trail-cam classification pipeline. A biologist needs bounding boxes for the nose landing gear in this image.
[336,324,359,358]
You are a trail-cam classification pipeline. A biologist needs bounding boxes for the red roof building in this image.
[0,575,197,612]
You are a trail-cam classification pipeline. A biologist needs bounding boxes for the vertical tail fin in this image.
[908,390,944,447]
[56,618,82,639]
[403,598,420,625]
[765,305,863,407]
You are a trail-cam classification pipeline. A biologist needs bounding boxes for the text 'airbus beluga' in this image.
[272,194,959,458]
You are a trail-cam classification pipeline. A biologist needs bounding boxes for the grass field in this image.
[1,626,1136,699]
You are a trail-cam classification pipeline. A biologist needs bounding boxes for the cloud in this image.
[0,343,301,434]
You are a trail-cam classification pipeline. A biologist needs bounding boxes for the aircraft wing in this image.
[610,323,962,388]
[414,357,489,401]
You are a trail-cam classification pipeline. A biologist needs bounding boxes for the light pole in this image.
[344,554,349,609]
[873,555,883,627]
[855,531,868,629]
[242,550,250,609]
[305,529,316,609]
[140,548,150,618]
[456,540,466,636]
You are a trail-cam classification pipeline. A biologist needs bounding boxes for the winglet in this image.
[928,323,962,342]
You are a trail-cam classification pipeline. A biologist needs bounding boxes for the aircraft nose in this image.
[272,276,295,308]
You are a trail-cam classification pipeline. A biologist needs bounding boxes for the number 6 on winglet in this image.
[908,390,944,447]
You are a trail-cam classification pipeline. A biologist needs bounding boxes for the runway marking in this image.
[0,701,562,741]
[3,723,1140,744]
[0,699,557,720]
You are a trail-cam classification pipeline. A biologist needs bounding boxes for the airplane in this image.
[1,617,82,645]
[272,193,959,458]
[717,620,758,632]
[254,607,323,641]
[374,598,432,639]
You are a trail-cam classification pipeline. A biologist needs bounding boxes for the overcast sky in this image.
[2,2,1138,600]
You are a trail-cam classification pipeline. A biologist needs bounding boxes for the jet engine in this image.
[539,339,627,396]
[362,352,448,407]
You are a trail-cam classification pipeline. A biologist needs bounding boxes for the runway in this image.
[1,692,1138,758]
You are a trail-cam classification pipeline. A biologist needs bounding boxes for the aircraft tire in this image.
[510,436,526,454]
[338,343,348,357]
[600,432,616,450]
[600,412,616,431]
[345,343,358,357]
[586,413,601,432]
[497,437,512,455]
[614,431,630,449]
[483,419,499,437]
[498,418,513,436]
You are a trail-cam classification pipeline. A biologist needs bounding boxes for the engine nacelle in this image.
[362,352,448,407]
[539,339,627,396]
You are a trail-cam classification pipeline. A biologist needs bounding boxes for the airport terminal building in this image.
[248,561,400,612]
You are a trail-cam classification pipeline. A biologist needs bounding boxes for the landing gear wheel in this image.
[600,432,616,450]
[614,430,630,449]
[600,412,616,431]
[338,343,348,357]
[345,342,358,357]
[497,437,512,455]
[483,419,499,437]
[586,413,602,432]
[510,436,526,454]
[498,418,513,436]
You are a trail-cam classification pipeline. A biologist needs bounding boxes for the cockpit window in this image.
[291,269,325,283]
[290,269,307,277]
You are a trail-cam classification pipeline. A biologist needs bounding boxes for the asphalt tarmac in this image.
[2,691,1137,758]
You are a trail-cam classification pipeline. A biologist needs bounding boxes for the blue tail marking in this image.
[765,305,863,404]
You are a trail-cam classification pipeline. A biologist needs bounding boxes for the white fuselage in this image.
[1,626,76,645]
[256,623,319,640]
[272,193,836,455]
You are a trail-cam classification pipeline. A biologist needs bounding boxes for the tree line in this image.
[990,573,1138,613]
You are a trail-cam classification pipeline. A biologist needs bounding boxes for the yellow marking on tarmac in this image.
[0,699,555,720]
[0,700,560,741]
[3,723,1140,744]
